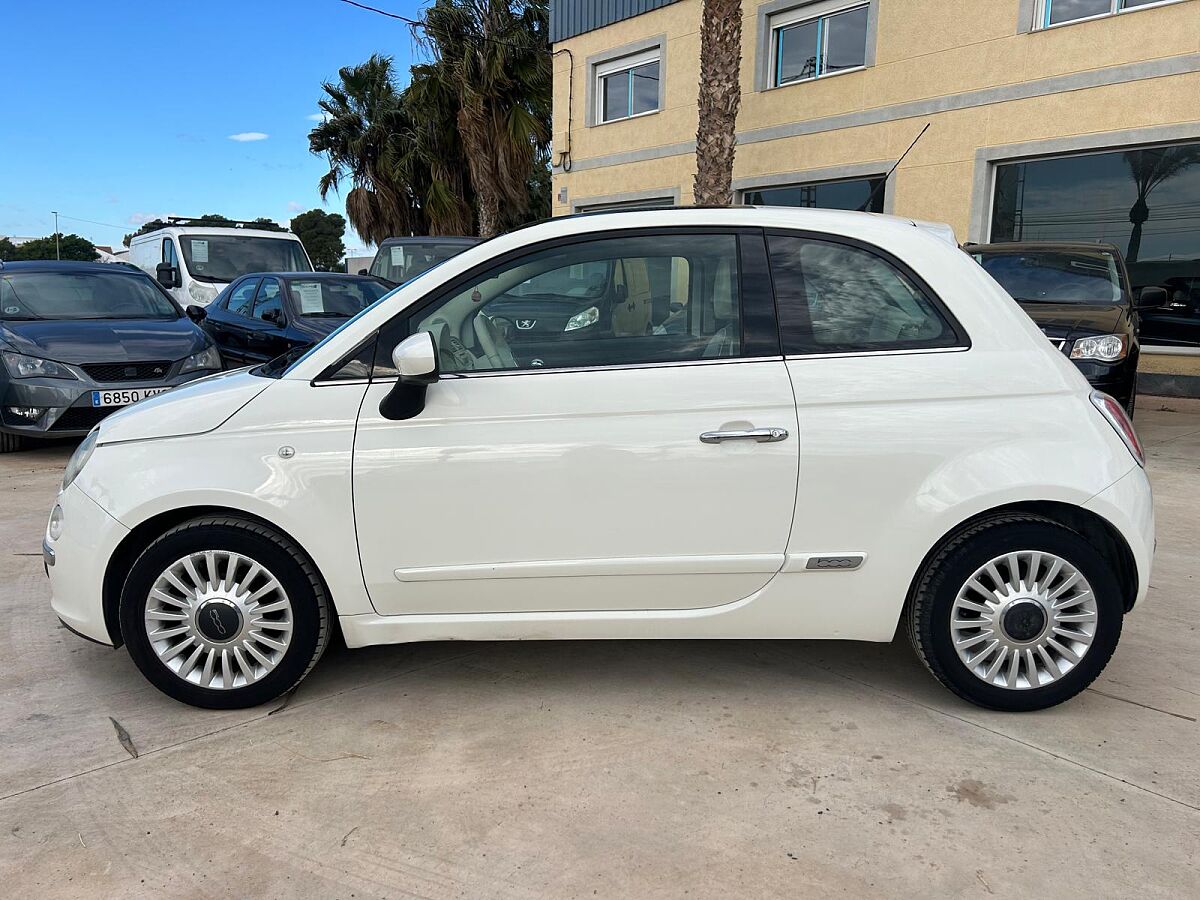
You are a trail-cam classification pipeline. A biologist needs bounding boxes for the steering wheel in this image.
[473,313,518,369]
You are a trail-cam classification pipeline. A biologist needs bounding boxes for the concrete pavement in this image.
[2,399,1198,898]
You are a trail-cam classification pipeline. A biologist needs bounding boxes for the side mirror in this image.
[185,304,207,323]
[380,332,439,421]
[262,308,285,326]
[393,331,439,384]
[1137,286,1168,309]
[357,268,369,276]
[156,262,180,289]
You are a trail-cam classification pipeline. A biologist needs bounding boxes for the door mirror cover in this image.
[263,308,284,326]
[185,304,207,323]
[1137,286,1168,309]
[393,332,439,385]
[155,262,179,289]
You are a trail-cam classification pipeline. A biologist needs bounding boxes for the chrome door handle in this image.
[699,427,789,444]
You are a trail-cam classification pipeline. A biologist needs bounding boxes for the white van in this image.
[128,219,313,307]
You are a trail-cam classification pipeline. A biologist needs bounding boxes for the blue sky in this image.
[0,0,426,252]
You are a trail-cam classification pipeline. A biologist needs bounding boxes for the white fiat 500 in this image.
[45,208,1153,711]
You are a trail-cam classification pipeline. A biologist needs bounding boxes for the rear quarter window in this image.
[767,234,966,355]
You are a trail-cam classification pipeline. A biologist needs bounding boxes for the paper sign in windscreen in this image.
[295,282,324,314]
[390,246,405,268]
[191,240,209,264]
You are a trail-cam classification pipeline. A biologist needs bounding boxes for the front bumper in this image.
[1,369,217,439]
[1083,465,1155,610]
[45,482,130,646]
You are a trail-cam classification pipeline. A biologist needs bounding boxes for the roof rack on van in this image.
[164,216,282,229]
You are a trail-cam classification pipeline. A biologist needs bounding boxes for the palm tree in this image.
[309,55,426,245]
[419,0,551,238]
[404,62,477,236]
[1124,145,1200,263]
[693,0,743,206]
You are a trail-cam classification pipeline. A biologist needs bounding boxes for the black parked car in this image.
[0,261,221,452]
[968,242,1166,414]
[192,272,392,367]
[365,236,480,285]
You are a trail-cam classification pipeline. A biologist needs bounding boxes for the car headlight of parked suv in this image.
[1,351,78,380]
[61,426,99,492]
[1070,334,1127,363]
[179,345,222,374]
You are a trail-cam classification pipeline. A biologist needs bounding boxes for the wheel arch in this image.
[102,505,337,648]
[903,500,1139,622]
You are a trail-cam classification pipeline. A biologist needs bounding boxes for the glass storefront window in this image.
[990,141,1200,347]
[743,176,886,213]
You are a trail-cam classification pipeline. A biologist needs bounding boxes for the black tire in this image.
[906,514,1123,711]
[0,432,25,453]
[120,516,331,709]
[1125,380,1137,419]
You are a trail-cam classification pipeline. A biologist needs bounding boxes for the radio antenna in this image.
[859,122,931,213]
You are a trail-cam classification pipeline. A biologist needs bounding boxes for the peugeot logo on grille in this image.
[516,319,537,330]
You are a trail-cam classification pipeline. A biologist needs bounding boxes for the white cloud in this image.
[127,212,171,226]
[287,201,304,213]
[306,113,329,122]
[228,132,269,142]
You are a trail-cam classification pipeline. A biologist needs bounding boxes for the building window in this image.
[743,176,885,213]
[1039,0,1185,28]
[771,2,870,86]
[595,49,660,123]
[990,140,1200,347]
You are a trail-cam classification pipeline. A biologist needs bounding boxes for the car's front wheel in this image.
[907,514,1123,711]
[120,516,331,709]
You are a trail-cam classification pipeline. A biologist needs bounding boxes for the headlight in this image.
[188,282,217,305]
[564,306,599,332]
[62,427,99,492]
[1,351,77,380]
[1070,334,1127,362]
[180,344,222,373]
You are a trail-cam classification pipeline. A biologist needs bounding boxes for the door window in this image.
[225,278,259,318]
[767,234,963,354]
[392,233,746,374]
[252,277,285,324]
[161,238,178,267]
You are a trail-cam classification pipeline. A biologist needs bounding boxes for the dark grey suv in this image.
[0,261,221,451]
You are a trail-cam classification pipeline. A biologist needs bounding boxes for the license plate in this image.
[90,388,172,407]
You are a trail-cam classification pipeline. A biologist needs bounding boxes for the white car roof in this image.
[131,226,301,241]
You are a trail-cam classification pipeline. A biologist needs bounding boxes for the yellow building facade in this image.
[550,0,1200,376]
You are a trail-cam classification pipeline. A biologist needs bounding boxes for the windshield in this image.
[369,241,473,283]
[286,277,390,318]
[973,250,1123,304]
[180,235,312,283]
[0,271,179,320]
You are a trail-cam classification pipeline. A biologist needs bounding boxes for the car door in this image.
[246,277,293,362]
[353,229,800,616]
[205,277,260,367]
[161,237,185,306]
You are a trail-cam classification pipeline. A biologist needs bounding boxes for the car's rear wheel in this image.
[907,514,1123,711]
[0,432,25,453]
[120,516,331,709]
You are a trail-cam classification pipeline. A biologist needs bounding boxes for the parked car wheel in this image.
[1126,381,1137,418]
[0,432,24,453]
[907,514,1122,711]
[120,516,331,709]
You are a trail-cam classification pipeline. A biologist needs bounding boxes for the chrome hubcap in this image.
[145,551,293,690]
[950,550,1097,690]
